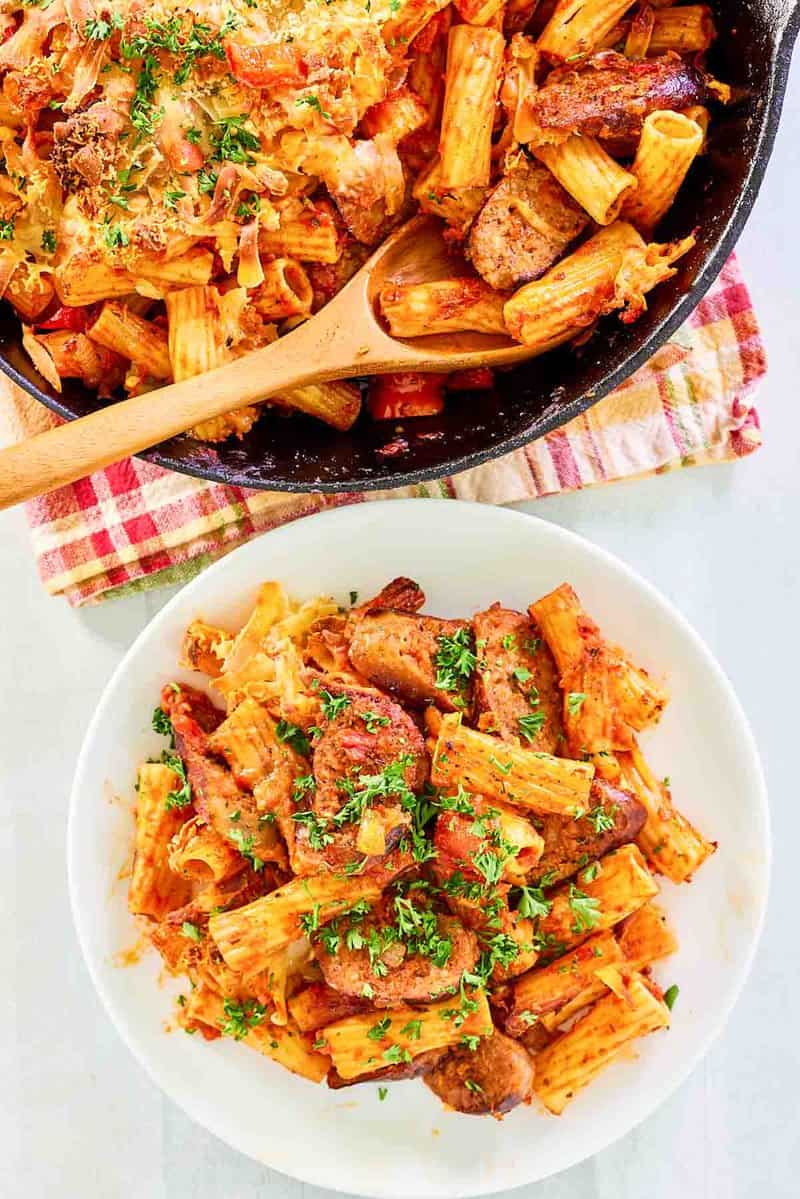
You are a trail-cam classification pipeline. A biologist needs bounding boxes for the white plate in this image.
[68,500,769,1198]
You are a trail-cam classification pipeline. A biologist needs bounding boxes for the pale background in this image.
[2,63,799,1199]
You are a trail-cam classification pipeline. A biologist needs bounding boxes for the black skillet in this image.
[1,0,798,494]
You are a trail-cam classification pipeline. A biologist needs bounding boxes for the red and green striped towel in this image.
[0,255,765,606]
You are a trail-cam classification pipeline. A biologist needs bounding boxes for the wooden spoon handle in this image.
[0,310,373,510]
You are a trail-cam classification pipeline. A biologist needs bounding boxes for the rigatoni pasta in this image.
[622,110,704,232]
[127,573,713,1117]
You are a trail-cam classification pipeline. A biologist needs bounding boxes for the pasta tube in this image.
[270,381,362,432]
[253,258,313,319]
[383,0,451,54]
[647,4,715,54]
[535,136,638,225]
[618,742,716,883]
[209,874,384,975]
[180,620,230,677]
[540,902,676,1031]
[183,987,328,1082]
[503,222,694,351]
[439,26,505,188]
[322,990,493,1080]
[167,816,243,884]
[621,111,704,233]
[259,205,341,264]
[429,712,595,816]
[207,696,285,789]
[537,0,638,62]
[412,158,488,234]
[507,930,622,1034]
[128,763,192,919]
[380,278,508,338]
[88,301,172,380]
[533,971,670,1113]
[535,843,659,956]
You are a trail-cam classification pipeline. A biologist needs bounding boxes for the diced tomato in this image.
[368,372,445,420]
[447,367,495,392]
[225,42,308,90]
[37,305,91,332]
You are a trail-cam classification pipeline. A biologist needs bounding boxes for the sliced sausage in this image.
[163,685,283,867]
[532,51,707,141]
[533,778,647,885]
[316,897,478,1005]
[425,1029,535,1115]
[312,684,427,818]
[473,604,564,754]
[348,611,474,712]
[468,162,588,291]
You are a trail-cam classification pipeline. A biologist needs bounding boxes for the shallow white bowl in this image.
[68,500,769,1197]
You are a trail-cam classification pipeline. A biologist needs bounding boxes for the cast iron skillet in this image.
[1,0,798,493]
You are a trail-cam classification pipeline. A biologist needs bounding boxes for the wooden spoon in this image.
[0,216,533,510]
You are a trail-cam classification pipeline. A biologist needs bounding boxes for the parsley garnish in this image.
[197,166,218,194]
[0,218,16,241]
[400,1018,422,1040]
[464,1079,484,1094]
[276,720,311,757]
[151,705,174,741]
[567,692,587,716]
[383,1044,412,1065]
[85,13,123,40]
[349,590,359,605]
[292,774,316,802]
[210,114,260,163]
[181,921,202,941]
[161,750,192,810]
[586,804,616,834]
[164,188,187,211]
[433,627,476,692]
[460,1033,480,1051]
[516,884,551,920]
[40,229,56,253]
[295,94,332,120]
[367,1017,392,1041]
[512,666,532,684]
[361,710,390,734]
[220,997,266,1040]
[663,984,679,1010]
[320,690,352,721]
[568,884,600,932]
[518,711,546,743]
[228,827,265,872]
[377,1085,388,1100]
[103,221,129,250]
[501,634,517,651]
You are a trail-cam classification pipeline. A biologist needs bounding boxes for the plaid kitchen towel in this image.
[0,255,766,607]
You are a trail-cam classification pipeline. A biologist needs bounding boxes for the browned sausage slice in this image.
[311,684,427,818]
[468,163,588,291]
[425,1029,535,1115]
[316,896,478,1005]
[534,778,647,885]
[348,611,473,712]
[473,604,564,754]
[532,51,707,141]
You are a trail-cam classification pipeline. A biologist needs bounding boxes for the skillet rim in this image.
[2,13,798,494]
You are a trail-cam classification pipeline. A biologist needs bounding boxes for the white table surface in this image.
[3,65,800,1199]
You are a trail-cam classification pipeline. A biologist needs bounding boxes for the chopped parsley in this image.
[567,692,587,716]
[84,13,123,39]
[197,166,218,194]
[515,884,551,920]
[295,94,332,121]
[276,720,311,757]
[210,114,261,164]
[501,634,517,651]
[220,997,267,1040]
[586,804,617,835]
[349,590,359,605]
[464,1079,484,1094]
[400,1018,422,1040]
[488,754,512,776]
[663,984,679,1010]
[377,1086,388,1101]
[517,1010,538,1027]
[433,627,476,692]
[512,666,532,684]
[367,1016,392,1041]
[518,710,546,743]
[361,710,390,734]
[164,188,187,211]
[228,827,265,872]
[160,751,192,810]
[382,1044,412,1065]
[568,884,600,933]
[40,229,57,253]
[460,1033,480,1051]
[151,705,174,741]
[292,774,316,802]
[181,921,202,942]
[319,690,352,721]
[102,221,129,250]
